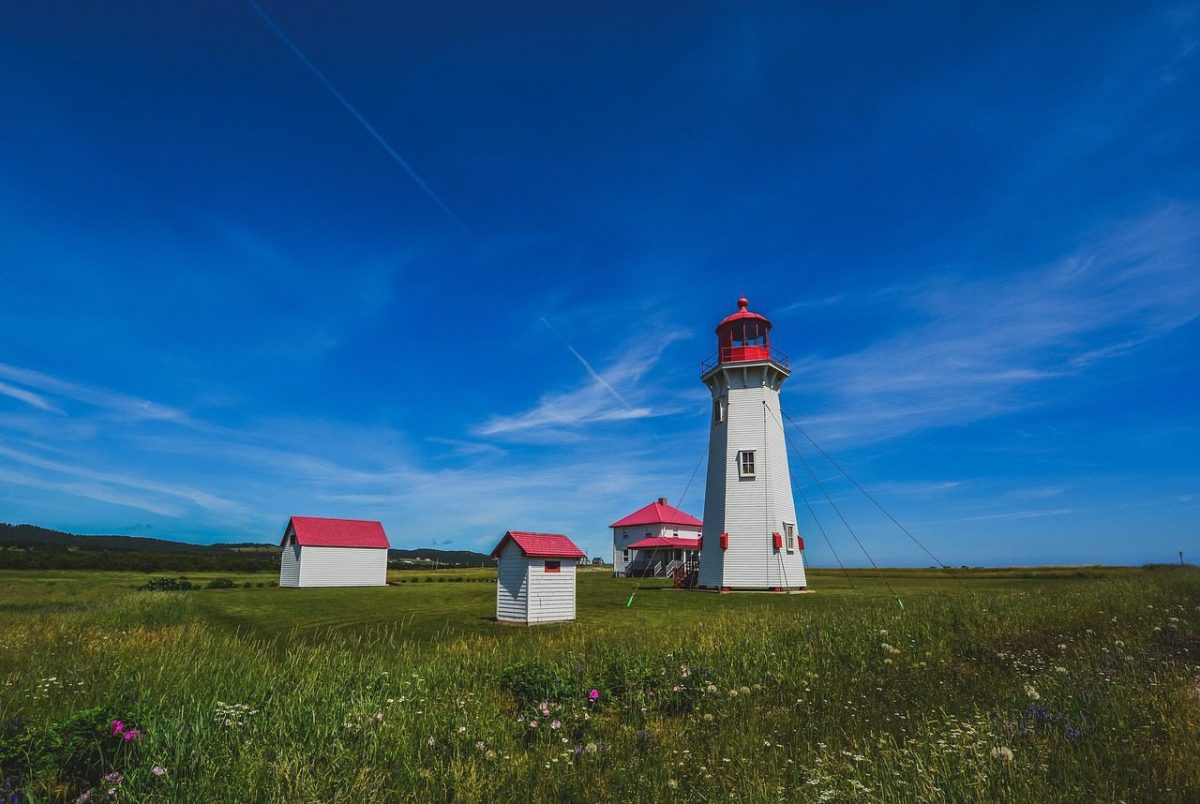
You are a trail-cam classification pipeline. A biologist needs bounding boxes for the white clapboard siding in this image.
[527,561,576,623]
[279,537,301,587]
[296,546,388,587]
[698,361,807,590]
[496,544,529,622]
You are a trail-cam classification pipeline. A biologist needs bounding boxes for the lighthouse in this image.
[697,298,807,591]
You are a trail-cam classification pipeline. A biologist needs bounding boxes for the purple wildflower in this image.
[1066,725,1083,741]
[151,765,166,777]
[588,689,599,701]
[110,720,124,736]
[122,729,143,742]
[102,772,122,784]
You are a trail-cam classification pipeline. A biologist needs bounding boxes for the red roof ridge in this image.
[609,500,703,529]
[491,530,585,559]
[284,516,390,549]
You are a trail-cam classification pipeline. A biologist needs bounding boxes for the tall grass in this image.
[0,569,1197,801]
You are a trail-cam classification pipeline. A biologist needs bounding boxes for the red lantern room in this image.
[709,297,788,368]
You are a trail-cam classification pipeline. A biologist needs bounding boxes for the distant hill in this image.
[0,523,494,571]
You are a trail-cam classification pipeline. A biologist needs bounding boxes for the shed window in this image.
[544,560,561,573]
[738,450,756,477]
[784,522,796,552]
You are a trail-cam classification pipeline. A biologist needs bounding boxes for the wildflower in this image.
[529,720,539,729]
[103,772,123,784]
[152,765,166,776]
[106,789,116,798]
[1066,726,1083,741]
[475,741,486,751]
[426,736,436,747]
[703,713,714,722]
[668,779,679,790]
[75,792,92,802]
[1024,684,1040,701]
[550,720,561,730]
[1054,666,1068,674]
[728,689,738,698]
[585,742,598,754]
[123,729,142,742]
[539,702,550,716]
[1114,640,1124,648]
[588,689,599,701]
[990,746,1014,762]
[457,725,467,734]
[110,720,125,736]
[374,713,384,722]
[706,684,718,694]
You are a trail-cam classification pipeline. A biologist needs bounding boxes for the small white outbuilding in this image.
[279,516,390,588]
[491,531,585,625]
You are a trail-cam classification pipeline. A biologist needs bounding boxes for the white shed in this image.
[491,531,585,625]
[279,516,390,588]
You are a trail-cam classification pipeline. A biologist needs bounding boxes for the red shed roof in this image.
[610,500,703,529]
[491,531,585,559]
[627,535,702,550]
[284,516,390,549]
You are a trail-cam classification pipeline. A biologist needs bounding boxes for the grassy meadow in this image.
[1,566,1198,801]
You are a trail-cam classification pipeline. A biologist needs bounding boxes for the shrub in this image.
[140,577,194,592]
[206,578,235,589]
[0,707,144,797]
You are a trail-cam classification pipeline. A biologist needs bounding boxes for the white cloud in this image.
[474,329,689,440]
[791,205,1200,444]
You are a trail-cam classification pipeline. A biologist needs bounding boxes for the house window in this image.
[623,531,629,540]
[784,522,795,552]
[544,560,561,573]
[738,450,756,477]
[622,549,630,563]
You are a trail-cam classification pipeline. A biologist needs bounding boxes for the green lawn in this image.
[0,566,1197,801]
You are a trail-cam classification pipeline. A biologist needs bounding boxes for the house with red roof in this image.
[491,531,585,624]
[610,498,702,579]
[279,516,390,587]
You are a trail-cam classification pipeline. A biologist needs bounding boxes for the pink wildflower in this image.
[151,765,166,776]
[122,729,143,742]
[529,719,539,729]
[588,689,599,701]
[110,720,125,735]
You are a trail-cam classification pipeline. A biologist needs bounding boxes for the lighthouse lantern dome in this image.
[715,297,774,365]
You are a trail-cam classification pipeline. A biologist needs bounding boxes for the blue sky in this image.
[1,2,1197,565]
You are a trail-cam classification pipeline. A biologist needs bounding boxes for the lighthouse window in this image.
[737,450,756,477]
[784,522,796,552]
[712,396,725,424]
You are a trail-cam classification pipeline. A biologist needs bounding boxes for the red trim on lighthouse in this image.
[719,532,729,550]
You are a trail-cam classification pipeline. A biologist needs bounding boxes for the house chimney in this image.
[657,497,668,506]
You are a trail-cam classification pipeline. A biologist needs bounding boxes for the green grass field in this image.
[1,566,1197,801]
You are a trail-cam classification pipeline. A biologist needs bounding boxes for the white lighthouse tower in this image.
[697,297,807,591]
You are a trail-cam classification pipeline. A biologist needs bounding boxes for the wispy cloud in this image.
[792,205,1200,444]
[0,363,191,424]
[475,328,689,441]
[0,381,61,414]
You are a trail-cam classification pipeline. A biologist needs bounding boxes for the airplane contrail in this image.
[244,0,468,233]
